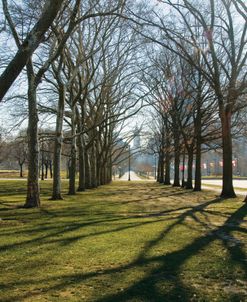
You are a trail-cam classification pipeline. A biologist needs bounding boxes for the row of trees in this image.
[0,0,144,207]
[140,0,247,198]
[0,0,246,206]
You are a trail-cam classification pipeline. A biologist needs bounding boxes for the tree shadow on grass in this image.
[0,185,218,251]
[3,197,245,302]
[0,184,200,250]
[92,202,247,302]
[1,184,247,302]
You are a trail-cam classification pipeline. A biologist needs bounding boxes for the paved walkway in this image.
[202,185,245,196]
[118,171,150,181]
[202,179,246,196]
[117,174,246,196]
[202,179,247,189]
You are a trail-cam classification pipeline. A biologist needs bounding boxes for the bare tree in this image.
[132,0,247,197]
[0,0,65,100]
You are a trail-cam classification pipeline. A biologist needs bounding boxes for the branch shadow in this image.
[1,182,247,302]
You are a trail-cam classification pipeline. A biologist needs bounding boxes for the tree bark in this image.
[68,109,77,195]
[173,133,180,187]
[107,153,112,183]
[181,149,186,187]
[157,156,161,182]
[164,152,171,185]
[90,143,97,188]
[68,146,76,195]
[186,148,193,189]
[19,163,23,178]
[51,84,65,200]
[194,114,202,191]
[0,0,64,101]
[24,71,40,208]
[49,160,53,178]
[85,151,92,189]
[77,135,86,192]
[164,120,171,185]
[158,151,164,183]
[41,149,45,181]
[220,110,236,198]
[45,163,48,179]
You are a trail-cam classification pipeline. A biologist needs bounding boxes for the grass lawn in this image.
[0,170,68,179]
[0,180,246,302]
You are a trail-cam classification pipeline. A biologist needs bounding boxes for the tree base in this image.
[68,191,76,195]
[23,202,40,208]
[186,185,193,190]
[49,195,63,200]
[220,192,237,199]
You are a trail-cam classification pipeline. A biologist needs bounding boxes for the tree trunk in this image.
[90,143,97,188]
[49,160,53,178]
[24,73,40,208]
[100,161,105,185]
[19,163,23,178]
[220,110,236,198]
[68,110,77,195]
[186,148,193,189]
[173,134,180,187]
[68,146,76,195]
[164,152,171,185]
[157,155,161,182]
[45,163,48,179]
[164,125,171,185]
[41,150,45,181]
[194,118,202,191]
[77,135,85,192]
[107,154,112,183]
[66,160,70,179]
[85,151,92,189]
[181,149,186,187]
[51,84,65,200]
[96,141,101,186]
[158,151,164,183]
[194,142,201,191]
[0,0,64,101]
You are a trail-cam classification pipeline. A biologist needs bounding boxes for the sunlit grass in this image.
[0,180,246,301]
[0,170,68,179]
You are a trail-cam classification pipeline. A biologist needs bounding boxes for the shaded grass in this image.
[0,180,246,302]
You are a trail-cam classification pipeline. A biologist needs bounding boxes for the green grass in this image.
[0,170,68,179]
[0,180,247,302]
[0,170,25,178]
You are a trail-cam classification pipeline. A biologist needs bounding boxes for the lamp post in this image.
[128,145,131,181]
